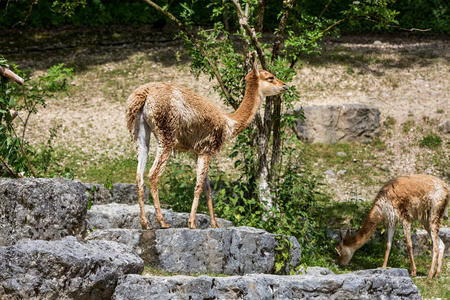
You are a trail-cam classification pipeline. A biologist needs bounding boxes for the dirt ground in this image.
[2,27,448,200]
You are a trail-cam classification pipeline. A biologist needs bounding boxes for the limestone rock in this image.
[155,226,301,275]
[293,104,380,144]
[82,182,149,204]
[0,236,143,300]
[87,227,301,275]
[86,203,233,230]
[439,120,450,133]
[113,268,420,300]
[86,228,159,266]
[0,178,87,246]
[412,228,450,257]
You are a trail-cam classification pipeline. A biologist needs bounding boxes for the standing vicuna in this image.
[335,174,449,278]
[126,58,287,229]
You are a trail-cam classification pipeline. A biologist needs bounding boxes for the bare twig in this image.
[0,156,23,178]
[230,0,268,70]
[0,66,24,85]
[319,0,333,18]
[13,0,38,28]
[141,0,236,104]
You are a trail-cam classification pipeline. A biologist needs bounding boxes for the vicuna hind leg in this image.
[428,222,443,278]
[148,142,172,228]
[188,154,211,229]
[435,236,445,278]
[382,223,395,268]
[136,112,151,229]
[203,173,218,228]
[403,220,417,276]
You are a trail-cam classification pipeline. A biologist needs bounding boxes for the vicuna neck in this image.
[345,205,383,250]
[229,75,261,136]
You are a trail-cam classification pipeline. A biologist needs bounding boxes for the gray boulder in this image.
[439,120,450,133]
[0,178,87,246]
[87,227,301,275]
[293,104,380,143]
[82,182,149,204]
[86,228,159,266]
[156,226,300,275]
[0,236,143,300]
[86,203,233,230]
[113,268,420,300]
[412,228,450,257]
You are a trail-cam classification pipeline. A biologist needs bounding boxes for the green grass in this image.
[420,132,442,149]
[414,277,450,299]
[383,116,396,129]
[402,119,415,134]
[300,142,387,187]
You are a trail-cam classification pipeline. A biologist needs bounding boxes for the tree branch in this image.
[255,0,265,33]
[230,0,267,70]
[0,156,23,178]
[0,66,24,85]
[319,0,333,18]
[141,0,236,104]
[272,0,295,62]
[270,0,295,180]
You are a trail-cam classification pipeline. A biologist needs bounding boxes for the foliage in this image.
[0,57,73,177]
[1,0,448,33]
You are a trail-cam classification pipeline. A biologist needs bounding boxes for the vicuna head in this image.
[245,57,288,97]
[335,230,357,266]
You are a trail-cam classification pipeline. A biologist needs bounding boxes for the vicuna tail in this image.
[126,85,150,140]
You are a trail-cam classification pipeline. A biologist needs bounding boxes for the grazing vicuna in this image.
[126,58,287,229]
[335,174,449,278]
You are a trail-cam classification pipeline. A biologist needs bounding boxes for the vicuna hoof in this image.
[140,221,153,230]
[188,220,197,229]
[159,221,171,229]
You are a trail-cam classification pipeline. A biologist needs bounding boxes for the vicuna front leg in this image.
[188,154,211,229]
[148,144,172,228]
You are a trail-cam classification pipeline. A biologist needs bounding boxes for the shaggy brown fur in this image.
[336,174,449,279]
[127,60,287,230]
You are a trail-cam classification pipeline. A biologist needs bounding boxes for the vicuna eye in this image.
[267,76,274,81]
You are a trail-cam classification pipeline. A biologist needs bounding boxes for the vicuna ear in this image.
[335,246,341,256]
[252,54,259,76]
